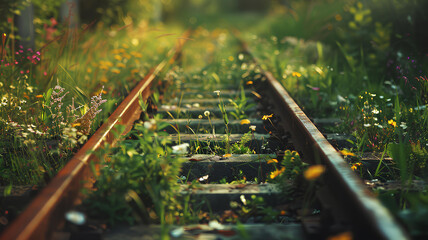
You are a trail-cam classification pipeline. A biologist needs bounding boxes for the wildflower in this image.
[240,195,247,205]
[304,165,326,180]
[372,109,379,114]
[351,165,357,171]
[335,14,342,21]
[213,90,220,96]
[204,111,210,117]
[240,119,251,125]
[198,115,203,119]
[267,159,278,164]
[292,72,302,77]
[36,95,44,99]
[116,63,126,68]
[65,210,86,225]
[172,143,189,154]
[409,108,413,113]
[72,123,81,127]
[238,53,244,60]
[246,81,253,85]
[388,119,396,127]
[131,69,139,75]
[262,114,273,120]
[363,123,371,127]
[222,153,232,158]
[270,166,285,179]
[130,51,142,58]
[228,56,234,61]
[339,149,356,157]
[111,69,120,74]
[249,125,256,131]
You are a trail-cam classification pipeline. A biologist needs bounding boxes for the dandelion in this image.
[304,165,326,180]
[240,119,251,125]
[262,114,273,120]
[204,111,210,117]
[292,72,302,77]
[340,149,356,157]
[111,69,120,74]
[270,166,285,179]
[267,159,278,164]
[388,119,396,127]
[198,115,203,119]
[228,56,234,61]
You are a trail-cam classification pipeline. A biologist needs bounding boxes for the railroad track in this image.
[1,32,409,240]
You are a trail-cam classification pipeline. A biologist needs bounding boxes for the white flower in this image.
[213,90,220,96]
[372,109,379,114]
[65,210,86,225]
[238,53,244,60]
[240,195,247,205]
[204,111,210,117]
[172,143,189,154]
[143,119,156,130]
[363,123,371,127]
[249,125,256,131]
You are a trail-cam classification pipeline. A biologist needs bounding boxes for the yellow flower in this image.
[388,119,397,127]
[222,153,232,158]
[111,49,121,54]
[267,159,278,164]
[114,55,122,61]
[270,166,285,179]
[335,14,343,21]
[246,81,253,85]
[304,165,326,180]
[72,123,81,127]
[117,63,126,68]
[131,51,142,58]
[35,95,44,99]
[86,67,92,73]
[228,56,234,61]
[131,69,139,75]
[350,165,357,171]
[339,149,356,157]
[240,119,251,125]
[100,76,108,83]
[111,69,121,74]
[292,72,302,77]
[262,114,273,120]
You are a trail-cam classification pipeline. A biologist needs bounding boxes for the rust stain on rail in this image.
[239,39,409,239]
[0,30,190,240]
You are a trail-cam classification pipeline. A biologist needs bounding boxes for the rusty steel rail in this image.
[0,31,190,240]
[239,40,409,239]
